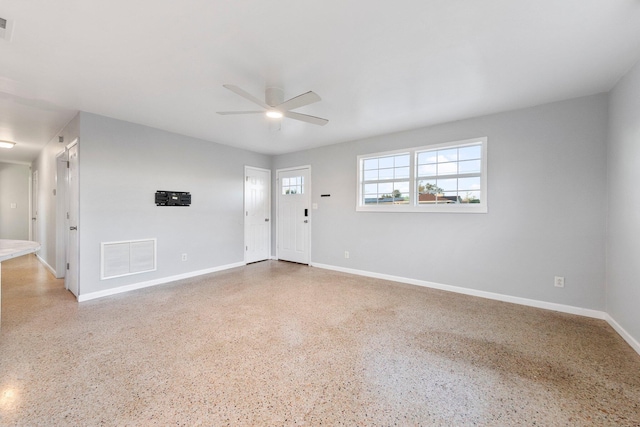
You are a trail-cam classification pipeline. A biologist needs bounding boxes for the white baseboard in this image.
[604,314,640,355]
[311,262,606,319]
[78,261,245,302]
[36,254,57,277]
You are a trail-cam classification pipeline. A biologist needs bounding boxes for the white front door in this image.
[277,166,311,264]
[65,141,79,297]
[244,166,271,263]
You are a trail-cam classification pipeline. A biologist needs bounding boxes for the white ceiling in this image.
[1,0,640,164]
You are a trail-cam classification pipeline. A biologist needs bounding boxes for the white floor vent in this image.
[101,238,156,280]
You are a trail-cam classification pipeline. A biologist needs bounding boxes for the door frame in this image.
[31,169,38,243]
[244,165,272,264]
[65,138,80,296]
[276,165,311,264]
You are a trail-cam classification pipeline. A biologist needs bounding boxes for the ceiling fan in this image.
[217,84,328,126]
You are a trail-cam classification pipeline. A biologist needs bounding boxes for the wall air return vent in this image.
[0,17,14,41]
[101,238,157,280]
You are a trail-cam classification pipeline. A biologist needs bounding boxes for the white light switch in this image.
[10,203,16,209]
[312,203,318,210]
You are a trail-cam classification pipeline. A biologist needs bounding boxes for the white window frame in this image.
[356,137,488,213]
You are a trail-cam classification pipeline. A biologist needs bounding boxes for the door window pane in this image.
[282,176,304,195]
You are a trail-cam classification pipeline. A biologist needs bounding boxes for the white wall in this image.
[273,94,608,310]
[0,162,30,240]
[77,112,270,295]
[607,59,640,345]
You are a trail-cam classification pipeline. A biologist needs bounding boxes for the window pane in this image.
[378,195,395,205]
[459,145,481,161]
[282,178,290,186]
[379,182,393,194]
[461,191,481,203]
[442,192,460,203]
[364,159,378,170]
[394,181,409,193]
[458,176,481,191]
[417,164,436,177]
[418,151,438,165]
[364,170,378,181]
[437,162,458,176]
[395,167,410,179]
[438,148,458,162]
[458,159,481,174]
[417,179,441,194]
[364,183,377,194]
[437,178,458,192]
[395,154,410,167]
[379,168,394,180]
[379,156,394,168]
[364,196,378,205]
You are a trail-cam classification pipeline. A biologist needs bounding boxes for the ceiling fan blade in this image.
[222,84,270,109]
[283,111,328,126]
[276,91,321,111]
[217,110,264,115]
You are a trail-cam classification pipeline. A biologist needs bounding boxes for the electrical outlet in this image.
[554,276,564,288]
[181,253,188,262]
[344,251,349,259]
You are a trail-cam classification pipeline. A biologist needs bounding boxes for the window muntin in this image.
[416,143,482,205]
[362,153,410,205]
[282,176,304,195]
[357,138,487,213]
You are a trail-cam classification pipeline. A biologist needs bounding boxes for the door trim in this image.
[244,165,272,264]
[65,138,80,297]
[276,165,311,264]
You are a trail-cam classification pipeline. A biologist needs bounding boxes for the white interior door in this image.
[277,166,311,264]
[245,166,271,263]
[66,141,79,297]
[55,152,68,278]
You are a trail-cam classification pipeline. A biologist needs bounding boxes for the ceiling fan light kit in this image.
[266,110,283,119]
[218,84,328,126]
[0,140,16,149]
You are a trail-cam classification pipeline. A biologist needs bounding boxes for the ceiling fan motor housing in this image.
[265,87,284,107]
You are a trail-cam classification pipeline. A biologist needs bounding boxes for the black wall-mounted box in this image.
[155,191,191,206]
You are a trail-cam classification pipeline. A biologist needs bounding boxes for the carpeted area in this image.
[1,255,639,425]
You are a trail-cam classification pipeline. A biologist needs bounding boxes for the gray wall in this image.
[0,162,30,240]
[607,59,640,344]
[273,94,608,310]
[78,112,270,295]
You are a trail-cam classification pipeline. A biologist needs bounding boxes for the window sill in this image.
[356,204,488,213]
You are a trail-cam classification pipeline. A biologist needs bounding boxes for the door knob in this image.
[304,220,308,223]
[69,226,77,231]
[265,218,270,222]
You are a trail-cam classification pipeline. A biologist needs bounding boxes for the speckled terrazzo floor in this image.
[1,256,639,426]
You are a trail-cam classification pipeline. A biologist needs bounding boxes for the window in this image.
[357,137,487,213]
[282,176,304,195]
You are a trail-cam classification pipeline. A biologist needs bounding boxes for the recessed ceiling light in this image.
[266,110,283,119]
[0,140,16,149]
